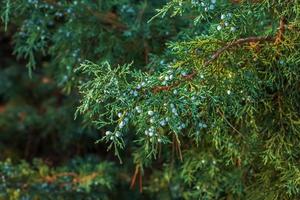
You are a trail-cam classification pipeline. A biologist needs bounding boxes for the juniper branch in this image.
[153,18,286,93]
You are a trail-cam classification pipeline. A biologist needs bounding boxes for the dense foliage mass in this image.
[0,157,115,200]
[1,0,300,199]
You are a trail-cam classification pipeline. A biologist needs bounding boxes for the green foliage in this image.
[76,0,300,199]
[1,0,300,199]
[0,0,179,83]
[0,157,115,200]
[0,0,10,31]
[0,0,180,199]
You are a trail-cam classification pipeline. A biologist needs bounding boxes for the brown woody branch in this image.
[275,17,285,44]
[203,36,273,66]
[86,8,127,31]
[152,18,286,93]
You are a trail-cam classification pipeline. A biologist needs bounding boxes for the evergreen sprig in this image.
[76,1,300,199]
[1,0,300,199]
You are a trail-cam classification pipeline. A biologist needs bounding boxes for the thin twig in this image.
[275,17,285,44]
[172,135,175,161]
[175,135,183,161]
[144,40,150,64]
[130,165,139,189]
[158,142,162,159]
[130,165,143,193]
[139,167,143,193]
[153,82,179,93]
[217,108,244,136]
